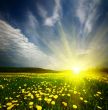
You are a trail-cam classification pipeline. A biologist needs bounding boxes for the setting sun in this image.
[72,67,81,74]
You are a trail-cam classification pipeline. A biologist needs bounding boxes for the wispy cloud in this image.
[0,20,58,68]
[26,11,39,29]
[76,0,101,34]
[37,0,62,27]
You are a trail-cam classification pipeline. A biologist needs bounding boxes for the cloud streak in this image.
[0,20,58,68]
[76,0,101,34]
[38,0,62,27]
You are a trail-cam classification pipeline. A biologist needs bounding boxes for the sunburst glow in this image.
[72,67,81,75]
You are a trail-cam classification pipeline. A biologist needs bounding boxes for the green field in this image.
[0,72,108,110]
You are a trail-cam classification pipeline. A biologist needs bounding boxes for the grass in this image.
[0,72,108,110]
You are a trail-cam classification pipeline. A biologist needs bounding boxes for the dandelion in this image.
[65,88,67,91]
[97,106,102,109]
[29,102,34,106]
[44,97,48,101]
[16,95,20,98]
[62,94,65,96]
[0,104,1,108]
[100,97,103,100]
[16,104,19,106]
[5,97,8,100]
[38,97,42,101]
[24,84,27,86]
[49,94,53,98]
[73,105,77,109]
[29,105,33,108]
[24,97,27,100]
[6,102,12,106]
[13,92,16,94]
[78,92,81,95]
[36,105,42,110]
[35,93,40,98]
[31,94,34,99]
[46,98,52,104]
[97,91,101,94]
[74,91,77,94]
[84,100,88,103]
[96,94,99,97]
[80,97,83,101]
[7,104,15,110]
[51,101,55,105]
[9,97,13,100]
[21,89,25,93]
[19,86,21,89]
[67,93,70,97]
[53,95,58,99]
[62,102,67,107]
[12,100,18,103]
[0,85,4,89]
[83,89,86,92]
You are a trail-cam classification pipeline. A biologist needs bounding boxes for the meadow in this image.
[0,72,108,110]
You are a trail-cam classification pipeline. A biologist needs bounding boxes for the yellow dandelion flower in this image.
[97,91,101,95]
[29,102,34,106]
[12,100,18,103]
[65,88,67,91]
[100,97,103,100]
[49,95,53,98]
[13,92,15,94]
[19,86,21,89]
[80,97,83,101]
[6,102,12,106]
[96,94,99,97]
[46,98,52,104]
[67,93,70,97]
[53,95,58,99]
[74,91,77,94]
[7,104,15,110]
[62,102,67,107]
[16,95,20,98]
[73,105,77,109]
[5,97,8,100]
[28,93,31,96]
[51,101,55,105]
[0,104,1,108]
[83,89,86,92]
[62,94,65,96]
[84,100,88,103]
[24,84,27,86]
[24,97,27,100]
[21,89,25,93]
[78,92,81,95]
[16,104,19,106]
[44,97,48,101]
[38,97,42,101]
[9,97,13,100]
[31,94,34,99]
[35,94,40,98]
[36,105,42,110]
[97,106,102,109]
[29,106,33,108]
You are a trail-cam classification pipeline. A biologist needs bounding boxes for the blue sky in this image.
[0,0,108,69]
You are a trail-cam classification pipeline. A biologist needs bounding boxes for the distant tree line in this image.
[0,67,60,73]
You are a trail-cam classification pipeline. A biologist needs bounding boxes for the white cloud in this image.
[0,20,58,68]
[26,11,39,29]
[76,0,101,33]
[37,4,47,18]
[37,0,61,27]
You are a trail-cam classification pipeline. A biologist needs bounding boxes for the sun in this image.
[72,67,81,75]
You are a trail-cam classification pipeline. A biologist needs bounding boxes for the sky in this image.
[0,0,108,70]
